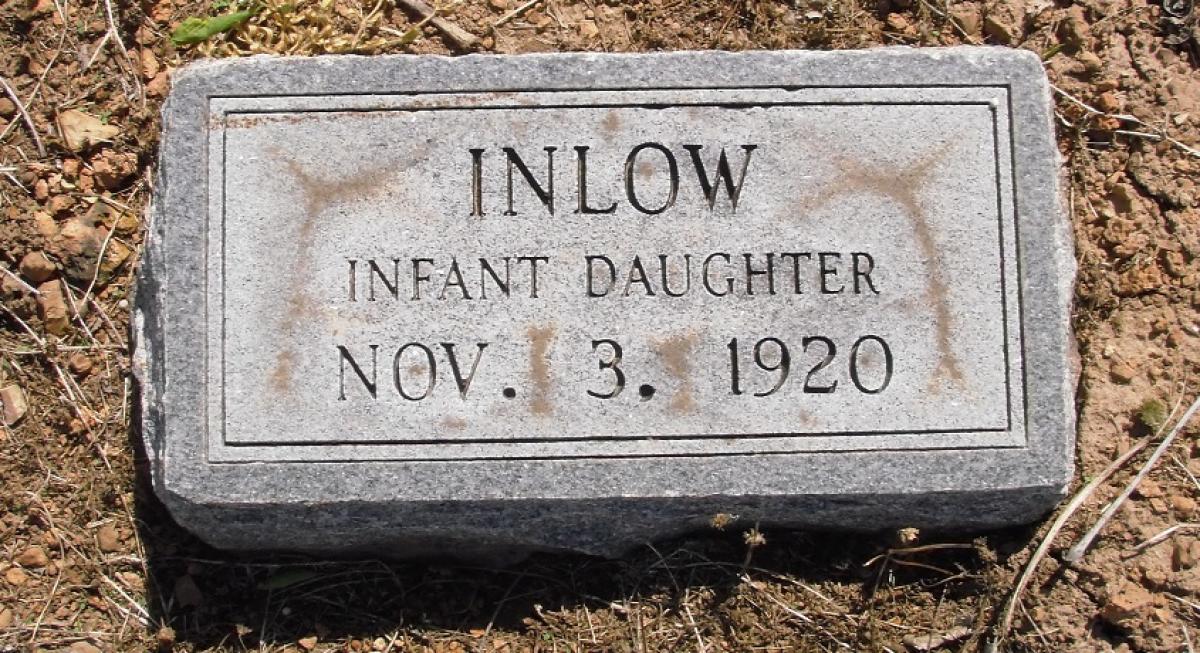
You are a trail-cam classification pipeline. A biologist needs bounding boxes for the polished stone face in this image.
[136,48,1077,558]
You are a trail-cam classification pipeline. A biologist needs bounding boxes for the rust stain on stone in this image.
[601,110,621,134]
[526,325,555,416]
[441,416,468,430]
[798,142,964,390]
[654,333,699,413]
[637,159,655,180]
[269,152,400,392]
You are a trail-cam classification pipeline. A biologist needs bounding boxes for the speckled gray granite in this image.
[133,48,1077,559]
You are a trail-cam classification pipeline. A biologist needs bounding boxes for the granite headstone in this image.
[134,48,1077,558]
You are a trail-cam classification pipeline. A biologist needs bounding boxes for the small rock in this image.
[886,13,912,34]
[0,608,12,628]
[1058,5,1089,50]
[488,0,506,9]
[62,158,80,178]
[298,636,318,650]
[1077,51,1103,76]
[19,250,56,284]
[140,48,159,80]
[948,5,981,37]
[1173,538,1200,570]
[983,8,1022,45]
[16,545,49,568]
[146,70,170,99]
[114,211,140,236]
[5,567,28,586]
[1109,361,1135,383]
[1101,583,1154,627]
[47,193,74,217]
[96,524,121,552]
[69,353,93,376]
[155,625,177,649]
[578,19,599,39]
[33,178,49,201]
[33,211,58,239]
[36,280,70,336]
[1097,91,1122,113]
[69,642,103,653]
[1170,495,1196,516]
[1,385,28,426]
[91,150,138,190]
[49,215,103,286]
[894,527,920,547]
[903,625,971,651]
[1135,478,1163,498]
[0,97,15,118]
[1110,183,1138,213]
[57,109,120,152]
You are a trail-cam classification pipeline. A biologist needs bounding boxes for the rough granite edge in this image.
[132,47,1079,559]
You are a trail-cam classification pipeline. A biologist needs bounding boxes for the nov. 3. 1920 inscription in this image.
[205,82,1024,462]
[139,50,1076,557]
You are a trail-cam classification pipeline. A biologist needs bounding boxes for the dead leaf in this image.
[57,109,120,152]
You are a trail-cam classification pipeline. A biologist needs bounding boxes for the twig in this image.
[1050,83,1200,158]
[0,75,46,157]
[1064,395,1200,563]
[1,265,41,295]
[81,222,117,306]
[986,427,1161,653]
[1134,523,1200,552]
[394,0,478,49]
[742,576,852,650]
[494,0,544,27]
[0,31,63,148]
[100,0,145,104]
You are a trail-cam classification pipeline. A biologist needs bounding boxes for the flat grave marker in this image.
[135,48,1077,557]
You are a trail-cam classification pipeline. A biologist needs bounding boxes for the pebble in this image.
[36,280,69,336]
[5,567,28,586]
[1173,538,1199,570]
[1097,91,1122,113]
[68,642,103,653]
[140,48,159,80]
[1058,5,1089,50]
[1109,361,1135,383]
[91,151,138,191]
[16,546,49,568]
[1135,478,1163,498]
[32,211,58,239]
[0,97,15,118]
[1101,582,1154,627]
[0,608,12,628]
[96,524,121,552]
[18,250,56,284]
[68,352,93,375]
[1170,495,1196,516]
[1077,51,1103,75]
[1,385,27,426]
[948,5,981,36]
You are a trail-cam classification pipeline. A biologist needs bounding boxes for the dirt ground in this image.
[1,0,1199,651]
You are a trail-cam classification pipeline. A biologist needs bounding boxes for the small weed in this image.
[1138,398,1168,431]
